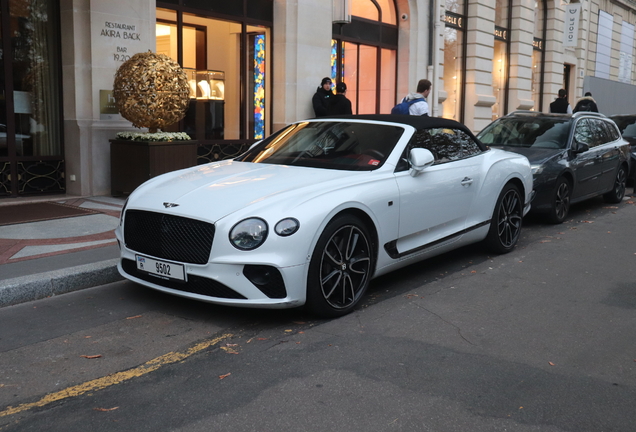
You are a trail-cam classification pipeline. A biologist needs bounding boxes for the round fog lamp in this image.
[275,218,300,236]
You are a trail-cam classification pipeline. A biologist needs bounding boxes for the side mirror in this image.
[409,148,435,176]
[573,141,589,154]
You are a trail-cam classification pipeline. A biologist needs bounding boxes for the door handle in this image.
[460,177,473,186]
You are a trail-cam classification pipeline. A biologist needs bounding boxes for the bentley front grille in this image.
[124,210,215,265]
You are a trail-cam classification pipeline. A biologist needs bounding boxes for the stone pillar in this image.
[272,0,332,132]
[543,5,566,108]
[463,0,496,133]
[61,0,154,197]
[507,0,535,112]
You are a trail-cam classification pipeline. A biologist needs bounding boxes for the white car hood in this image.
[128,160,369,222]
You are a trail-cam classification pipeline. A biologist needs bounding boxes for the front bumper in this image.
[115,224,308,309]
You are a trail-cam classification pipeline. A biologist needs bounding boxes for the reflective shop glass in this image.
[0,0,61,158]
[443,27,463,121]
[156,9,271,141]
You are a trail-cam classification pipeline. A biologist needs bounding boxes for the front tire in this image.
[545,177,571,224]
[603,164,627,203]
[305,214,374,318]
[484,183,523,254]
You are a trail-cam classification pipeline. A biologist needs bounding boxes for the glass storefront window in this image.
[375,0,397,24]
[155,8,270,142]
[6,0,61,158]
[446,0,463,14]
[442,27,463,120]
[380,48,396,113]
[332,0,397,115]
[492,0,510,119]
[532,50,541,111]
[343,42,359,113]
[352,0,379,21]
[444,0,466,122]
[492,40,507,120]
[1,0,63,197]
[358,45,378,114]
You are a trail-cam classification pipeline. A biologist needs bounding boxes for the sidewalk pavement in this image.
[0,195,125,308]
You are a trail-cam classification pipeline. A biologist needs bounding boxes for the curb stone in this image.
[0,259,122,307]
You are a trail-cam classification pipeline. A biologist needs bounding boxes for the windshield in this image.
[478,117,571,149]
[237,121,405,171]
[611,117,636,138]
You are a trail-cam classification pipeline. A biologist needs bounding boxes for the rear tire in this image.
[603,165,627,204]
[545,177,571,224]
[484,183,523,254]
[305,214,374,318]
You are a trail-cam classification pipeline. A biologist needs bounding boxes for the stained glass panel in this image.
[253,35,266,140]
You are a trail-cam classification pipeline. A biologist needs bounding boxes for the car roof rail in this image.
[572,111,606,118]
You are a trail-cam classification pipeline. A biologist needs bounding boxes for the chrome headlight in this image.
[230,218,268,250]
[275,218,300,236]
[531,164,544,176]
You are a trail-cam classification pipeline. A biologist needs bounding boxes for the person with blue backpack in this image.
[391,79,431,116]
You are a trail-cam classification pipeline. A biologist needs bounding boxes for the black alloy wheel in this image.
[603,165,627,203]
[306,214,373,318]
[485,183,523,254]
[547,177,571,224]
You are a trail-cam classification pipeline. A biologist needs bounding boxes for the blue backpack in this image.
[391,98,420,115]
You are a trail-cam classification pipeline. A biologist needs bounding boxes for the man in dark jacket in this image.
[328,82,352,115]
[549,89,572,114]
[312,77,334,117]
[573,92,599,113]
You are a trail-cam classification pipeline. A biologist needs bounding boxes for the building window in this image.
[0,0,63,197]
[331,0,398,114]
[618,21,634,84]
[443,0,466,122]
[156,5,271,143]
[595,11,613,79]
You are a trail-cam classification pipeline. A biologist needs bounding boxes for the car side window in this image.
[590,119,611,145]
[459,130,482,156]
[574,119,598,148]
[603,121,620,142]
[408,128,480,164]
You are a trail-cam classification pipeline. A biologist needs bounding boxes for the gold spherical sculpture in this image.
[113,51,190,133]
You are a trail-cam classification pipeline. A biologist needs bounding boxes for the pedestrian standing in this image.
[391,79,431,116]
[328,82,353,115]
[549,89,572,114]
[312,77,334,117]
[573,92,599,113]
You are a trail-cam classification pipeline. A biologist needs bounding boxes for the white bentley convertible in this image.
[115,115,533,317]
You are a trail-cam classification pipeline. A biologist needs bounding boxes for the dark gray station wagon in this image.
[478,111,630,223]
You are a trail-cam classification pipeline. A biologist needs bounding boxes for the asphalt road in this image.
[1,195,635,432]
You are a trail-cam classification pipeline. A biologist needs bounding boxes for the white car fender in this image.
[297,179,401,268]
[467,151,533,227]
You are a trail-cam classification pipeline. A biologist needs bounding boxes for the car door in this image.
[570,118,603,199]
[594,119,623,191]
[393,128,483,255]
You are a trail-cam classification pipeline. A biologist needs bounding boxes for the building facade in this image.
[1,0,635,198]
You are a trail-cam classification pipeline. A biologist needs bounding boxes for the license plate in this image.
[136,255,185,282]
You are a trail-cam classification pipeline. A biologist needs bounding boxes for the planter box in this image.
[110,139,197,196]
